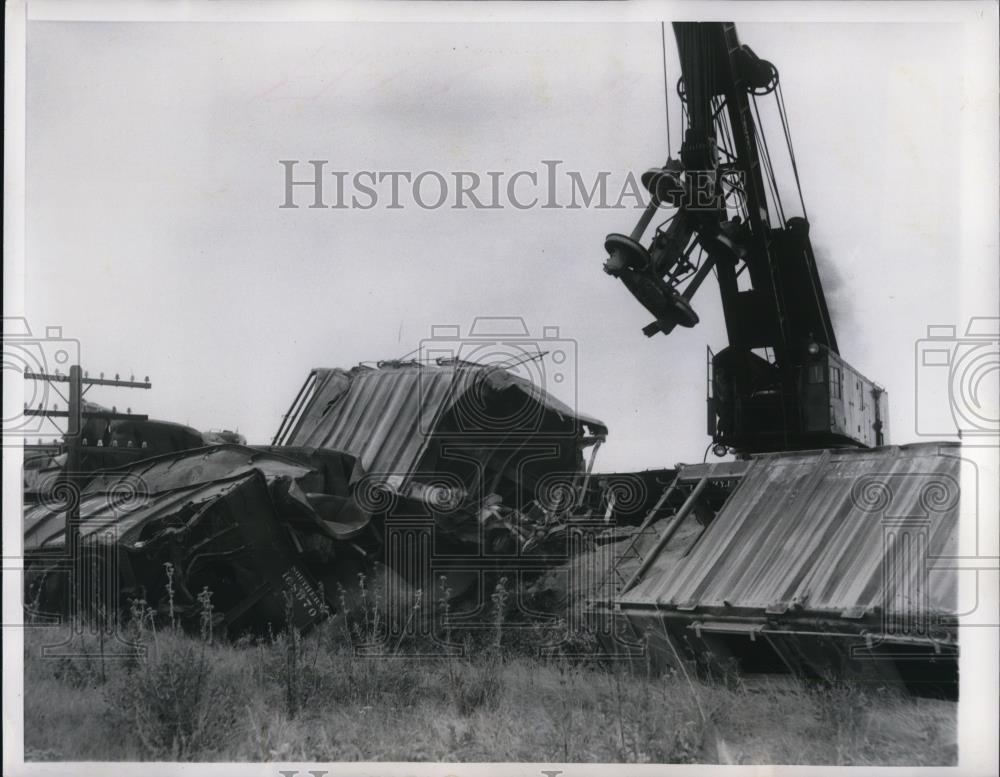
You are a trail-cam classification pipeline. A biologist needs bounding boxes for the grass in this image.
[21,574,957,764]
[22,629,957,764]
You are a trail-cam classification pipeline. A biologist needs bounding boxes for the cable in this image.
[717,106,748,222]
[776,82,808,220]
[751,94,785,226]
[750,95,778,216]
[713,98,749,222]
[661,22,672,158]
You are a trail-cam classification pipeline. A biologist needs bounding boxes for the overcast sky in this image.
[23,14,998,471]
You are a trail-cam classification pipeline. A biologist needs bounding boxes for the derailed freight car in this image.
[272,360,609,604]
[588,443,961,694]
[24,444,373,635]
[273,361,607,504]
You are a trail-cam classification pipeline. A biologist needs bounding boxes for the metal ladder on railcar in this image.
[597,474,709,602]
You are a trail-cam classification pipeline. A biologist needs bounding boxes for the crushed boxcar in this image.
[273,361,607,501]
[272,360,609,606]
[24,444,377,635]
[587,443,960,694]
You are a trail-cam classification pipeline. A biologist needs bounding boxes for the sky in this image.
[22,13,998,472]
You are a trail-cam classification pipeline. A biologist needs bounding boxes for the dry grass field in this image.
[22,577,957,765]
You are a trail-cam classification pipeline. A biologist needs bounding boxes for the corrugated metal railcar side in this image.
[619,443,960,625]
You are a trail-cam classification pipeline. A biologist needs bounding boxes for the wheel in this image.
[603,233,651,275]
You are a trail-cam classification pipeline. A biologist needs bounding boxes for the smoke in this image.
[811,244,851,336]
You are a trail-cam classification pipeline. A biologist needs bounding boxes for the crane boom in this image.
[603,22,887,455]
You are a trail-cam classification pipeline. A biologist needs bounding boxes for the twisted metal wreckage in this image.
[22,359,961,693]
[24,21,962,692]
[24,359,611,634]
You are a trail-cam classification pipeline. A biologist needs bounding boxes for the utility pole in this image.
[24,366,151,617]
[65,365,82,557]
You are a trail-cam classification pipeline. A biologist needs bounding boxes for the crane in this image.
[603,22,887,456]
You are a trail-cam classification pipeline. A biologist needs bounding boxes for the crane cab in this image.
[708,343,888,454]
